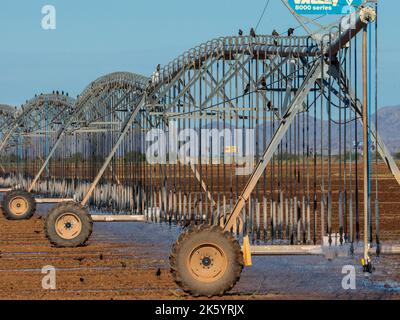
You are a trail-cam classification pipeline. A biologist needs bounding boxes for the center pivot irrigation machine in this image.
[1,1,399,296]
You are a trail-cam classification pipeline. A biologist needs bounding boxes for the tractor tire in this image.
[1,190,36,220]
[170,224,244,297]
[45,202,93,248]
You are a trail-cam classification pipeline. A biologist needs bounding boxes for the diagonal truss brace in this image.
[224,60,323,231]
[27,94,138,192]
[80,95,147,206]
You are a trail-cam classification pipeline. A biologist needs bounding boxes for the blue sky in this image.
[0,0,398,107]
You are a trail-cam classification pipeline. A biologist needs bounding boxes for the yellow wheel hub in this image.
[187,243,228,283]
[9,196,29,216]
[55,213,82,240]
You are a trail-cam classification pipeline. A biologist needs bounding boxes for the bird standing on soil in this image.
[250,28,256,38]
[99,254,104,260]
[156,268,162,279]
[79,277,84,283]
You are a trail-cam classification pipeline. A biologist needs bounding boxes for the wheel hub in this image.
[55,213,82,240]
[188,243,228,283]
[9,196,28,216]
[201,257,212,267]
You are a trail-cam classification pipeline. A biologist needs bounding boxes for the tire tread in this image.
[1,190,36,220]
[45,202,93,248]
[170,224,243,297]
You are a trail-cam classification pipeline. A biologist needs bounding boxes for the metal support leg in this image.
[28,128,66,192]
[362,26,372,271]
[81,96,146,206]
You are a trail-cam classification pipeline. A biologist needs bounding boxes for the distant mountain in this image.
[198,105,400,155]
[59,105,399,157]
[254,105,400,155]
[375,105,400,154]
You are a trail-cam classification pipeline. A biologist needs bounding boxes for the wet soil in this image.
[1,205,400,300]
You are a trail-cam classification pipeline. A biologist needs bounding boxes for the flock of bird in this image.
[238,27,295,38]
[238,27,296,98]
[150,27,294,96]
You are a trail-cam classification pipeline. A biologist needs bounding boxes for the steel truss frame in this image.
[0,3,396,249]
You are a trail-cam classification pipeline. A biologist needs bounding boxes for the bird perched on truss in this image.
[288,27,295,37]
[152,64,161,85]
[250,28,256,38]
[259,76,267,90]
[238,29,243,36]
[272,29,279,45]
[243,83,250,95]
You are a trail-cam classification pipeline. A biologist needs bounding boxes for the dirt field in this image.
[1,162,400,300]
[1,203,400,300]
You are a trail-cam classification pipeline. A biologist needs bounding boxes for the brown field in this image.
[0,161,400,300]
